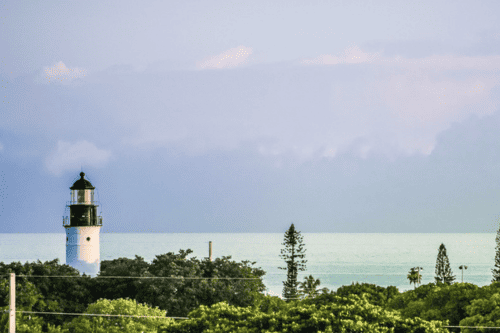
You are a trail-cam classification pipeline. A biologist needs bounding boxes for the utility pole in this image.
[209,241,213,262]
[459,265,468,283]
[10,273,15,333]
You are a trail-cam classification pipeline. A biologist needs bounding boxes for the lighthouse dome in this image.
[70,172,95,190]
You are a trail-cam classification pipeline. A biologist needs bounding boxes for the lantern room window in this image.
[71,189,93,204]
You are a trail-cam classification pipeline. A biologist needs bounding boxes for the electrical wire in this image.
[1,310,187,320]
[13,275,260,280]
[20,310,187,320]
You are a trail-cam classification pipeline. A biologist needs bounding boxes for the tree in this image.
[0,277,47,333]
[0,259,93,328]
[459,293,500,333]
[278,223,307,301]
[0,250,267,323]
[408,267,421,289]
[334,282,399,308]
[96,255,150,302]
[435,243,455,284]
[64,298,170,333]
[389,282,482,326]
[136,250,266,317]
[298,275,324,299]
[197,256,266,308]
[492,222,500,282]
[159,295,450,333]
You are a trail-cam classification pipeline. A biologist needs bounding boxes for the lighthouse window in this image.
[86,237,91,241]
[75,189,92,204]
[77,190,85,203]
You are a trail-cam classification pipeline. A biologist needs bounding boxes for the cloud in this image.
[37,61,87,84]
[45,141,111,176]
[300,48,500,157]
[301,45,380,65]
[369,55,500,155]
[196,46,253,69]
[0,142,3,151]
[68,50,500,162]
[383,54,500,71]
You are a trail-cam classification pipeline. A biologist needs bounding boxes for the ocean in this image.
[0,233,496,297]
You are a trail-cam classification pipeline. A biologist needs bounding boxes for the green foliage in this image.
[279,223,307,301]
[478,281,500,299]
[0,277,46,333]
[389,284,437,317]
[298,275,326,299]
[0,276,45,312]
[0,259,91,329]
[335,282,400,308]
[0,250,265,330]
[64,298,171,333]
[159,294,449,333]
[460,293,500,333]
[435,243,456,284]
[493,223,500,282]
[47,324,69,333]
[99,249,266,317]
[299,290,338,309]
[388,282,483,326]
[457,283,500,332]
[198,256,266,307]
[252,293,288,314]
[408,267,422,289]
[96,255,149,301]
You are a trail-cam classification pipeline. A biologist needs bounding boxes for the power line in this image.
[444,326,500,329]
[1,310,187,320]
[1,273,416,278]
[12,275,260,280]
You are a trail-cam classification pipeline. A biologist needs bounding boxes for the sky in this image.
[1,0,500,233]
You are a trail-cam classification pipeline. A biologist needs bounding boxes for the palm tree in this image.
[298,275,322,298]
[407,268,420,289]
[459,265,468,283]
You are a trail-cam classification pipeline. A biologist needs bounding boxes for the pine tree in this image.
[279,223,307,301]
[435,243,455,284]
[492,222,500,282]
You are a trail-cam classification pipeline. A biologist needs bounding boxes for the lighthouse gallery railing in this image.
[63,216,103,227]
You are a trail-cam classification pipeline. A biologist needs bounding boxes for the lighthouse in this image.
[63,172,102,276]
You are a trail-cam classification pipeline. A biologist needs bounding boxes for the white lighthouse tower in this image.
[63,172,102,276]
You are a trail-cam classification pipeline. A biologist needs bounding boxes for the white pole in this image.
[209,241,213,262]
[9,272,15,333]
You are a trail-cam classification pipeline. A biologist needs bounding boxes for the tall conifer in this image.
[492,223,500,282]
[435,243,455,284]
[279,223,307,301]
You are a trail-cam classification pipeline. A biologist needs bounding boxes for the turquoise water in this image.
[0,233,496,296]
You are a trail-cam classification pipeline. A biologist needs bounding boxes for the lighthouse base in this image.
[65,226,101,277]
[65,259,100,277]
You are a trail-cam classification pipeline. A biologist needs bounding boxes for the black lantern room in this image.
[63,172,102,227]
